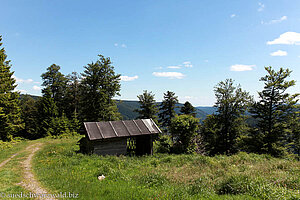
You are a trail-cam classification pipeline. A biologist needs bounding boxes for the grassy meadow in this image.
[27,137,300,200]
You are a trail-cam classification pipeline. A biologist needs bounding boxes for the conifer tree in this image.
[250,67,299,156]
[0,36,23,141]
[36,88,58,137]
[159,91,178,129]
[135,90,158,122]
[180,101,196,116]
[20,95,38,138]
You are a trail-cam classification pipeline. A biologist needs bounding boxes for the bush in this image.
[169,115,199,154]
[47,114,79,137]
[0,137,24,150]
[154,134,172,153]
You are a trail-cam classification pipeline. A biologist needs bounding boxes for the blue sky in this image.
[1,0,300,106]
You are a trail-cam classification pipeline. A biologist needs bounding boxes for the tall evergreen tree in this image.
[64,72,81,119]
[180,101,196,116]
[20,95,38,138]
[202,79,252,155]
[159,91,178,129]
[135,90,158,122]
[80,55,121,122]
[286,109,300,156]
[249,67,299,156]
[0,36,23,141]
[36,88,58,137]
[41,64,67,114]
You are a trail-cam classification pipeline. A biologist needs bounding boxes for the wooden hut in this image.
[79,119,161,156]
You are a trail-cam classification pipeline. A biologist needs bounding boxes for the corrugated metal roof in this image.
[84,119,161,140]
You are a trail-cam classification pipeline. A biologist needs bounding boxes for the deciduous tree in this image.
[202,79,252,155]
[41,64,67,114]
[79,55,121,122]
[170,114,199,153]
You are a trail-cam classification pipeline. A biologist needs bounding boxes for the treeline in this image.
[139,69,300,157]
[1,35,299,157]
[0,36,121,141]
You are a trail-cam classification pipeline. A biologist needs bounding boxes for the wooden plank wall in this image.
[93,138,127,156]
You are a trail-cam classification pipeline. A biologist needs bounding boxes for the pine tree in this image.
[286,109,300,156]
[20,95,38,138]
[36,88,58,137]
[79,54,121,122]
[135,90,158,122]
[159,91,178,130]
[250,67,299,156]
[180,101,196,116]
[0,36,23,141]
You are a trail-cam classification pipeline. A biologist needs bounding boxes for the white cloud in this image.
[120,75,138,81]
[270,50,287,56]
[258,2,265,12]
[33,85,41,91]
[230,64,255,71]
[13,75,34,84]
[167,66,181,69]
[267,32,300,45]
[152,72,185,79]
[204,60,209,62]
[183,61,193,68]
[230,14,236,18]
[115,43,127,48]
[262,16,287,25]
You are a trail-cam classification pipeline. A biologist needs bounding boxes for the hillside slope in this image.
[19,95,210,121]
[117,100,208,120]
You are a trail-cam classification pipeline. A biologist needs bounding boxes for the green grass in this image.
[32,137,300,200]
[0,139,29,163]
[0,141,34,200]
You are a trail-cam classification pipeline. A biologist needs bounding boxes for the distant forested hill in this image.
[116,100,209,121]
[19,95,211,121]
[196,106,217,115]
[19,94,40,100]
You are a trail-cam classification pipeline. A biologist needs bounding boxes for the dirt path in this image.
[18,143,57,200]
[0,153,19,168]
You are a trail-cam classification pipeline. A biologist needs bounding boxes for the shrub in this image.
[169,115,199,154]
[154,134,172,153]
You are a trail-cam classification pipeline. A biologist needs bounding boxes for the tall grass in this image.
[33,138,300,200]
